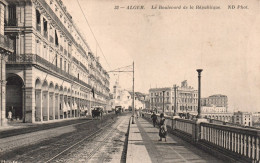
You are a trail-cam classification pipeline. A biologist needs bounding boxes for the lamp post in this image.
[196,69,203,118]
[155,94,158,113]
[162,91,165,113]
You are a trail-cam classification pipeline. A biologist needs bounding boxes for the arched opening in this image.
[35,78,42,121]
[6,75,24,121]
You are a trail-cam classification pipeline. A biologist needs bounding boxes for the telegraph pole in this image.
[162,90,165,113]
[132,62,135,124]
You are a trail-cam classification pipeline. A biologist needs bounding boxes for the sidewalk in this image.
[127,117,224,163]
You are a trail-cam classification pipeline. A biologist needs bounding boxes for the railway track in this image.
[46,114,128,163]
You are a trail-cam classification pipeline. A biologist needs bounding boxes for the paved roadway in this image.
[0,113,130,163]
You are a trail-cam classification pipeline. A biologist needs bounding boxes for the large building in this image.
[0,0,14,126]
[2,0,110,125]
[201,94,228,110]
[149,87,172,113]
[233,111,253,127]
[149,80,198,115]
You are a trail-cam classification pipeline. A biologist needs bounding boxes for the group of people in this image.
[151,112,167,142]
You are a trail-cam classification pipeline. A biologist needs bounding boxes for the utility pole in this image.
[162,90,165,113]
[132,61,135,124]
[174,85,177,116]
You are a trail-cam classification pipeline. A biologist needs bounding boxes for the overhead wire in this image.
[76,0,111,70]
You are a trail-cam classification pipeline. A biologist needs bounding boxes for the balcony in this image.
[0,34,14,52]
[5,18,17,26]
[72,57,79,64]
[7,53,92,89]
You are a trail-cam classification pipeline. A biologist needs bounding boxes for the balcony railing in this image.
[0,34,14,52]
[6,18,17,26]
[7,53,91,90]
[79,62,89,73]
[38,0,76,43]
[72,57,79,64]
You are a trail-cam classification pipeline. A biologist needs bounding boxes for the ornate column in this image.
[196,69,203,118]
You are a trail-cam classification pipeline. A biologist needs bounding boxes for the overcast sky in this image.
[63,0,260,112]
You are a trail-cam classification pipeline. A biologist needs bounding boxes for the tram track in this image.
[48,114,128,163]
[45,118,117,162]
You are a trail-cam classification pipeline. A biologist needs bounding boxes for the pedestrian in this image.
[151,112,157,127]
[158,113,167,142]
[8,110,12,121]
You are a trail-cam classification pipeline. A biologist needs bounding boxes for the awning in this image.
[63,102,68,112]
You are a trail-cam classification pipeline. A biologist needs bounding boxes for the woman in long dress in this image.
[158,113,167,142]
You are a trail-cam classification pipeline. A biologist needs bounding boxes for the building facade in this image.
[3,0,110,124]
[174,80,198,115]
[201,94,228,110]
[149,80,198,115]
[233,111,252,127]
[110,81,146,111]
[0,0,14,126]
[149,87,172,113]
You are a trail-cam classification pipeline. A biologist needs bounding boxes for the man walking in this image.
[151,112,157,127]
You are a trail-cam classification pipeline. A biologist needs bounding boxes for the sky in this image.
[63,0,260,112]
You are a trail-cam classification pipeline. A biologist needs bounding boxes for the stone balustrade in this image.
[142,112,260,162]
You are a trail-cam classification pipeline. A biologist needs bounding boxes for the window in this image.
[55,54,58,66]
[64,61,66,72]
[60,58,62,69]
[55,30,59,46]
[43,18,48,37]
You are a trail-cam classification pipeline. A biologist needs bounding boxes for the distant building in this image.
[201,106,227,113]
[149,80,198,115]
[233,111,252,127]
[149,87,172,113]
[110,81,146,111]
[174,80,198,115]
[201,94,228,111]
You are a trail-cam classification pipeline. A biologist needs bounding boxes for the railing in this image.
[38,0,76,44]
[7,54,92,90]
[80,62,89,73]
[78,44,86,55]
[0,34,14,52]
[142,112,260,162]
[72,57,79,64]
[201,123,260,162]
[6,18,17,26]
[175,118,194,136]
